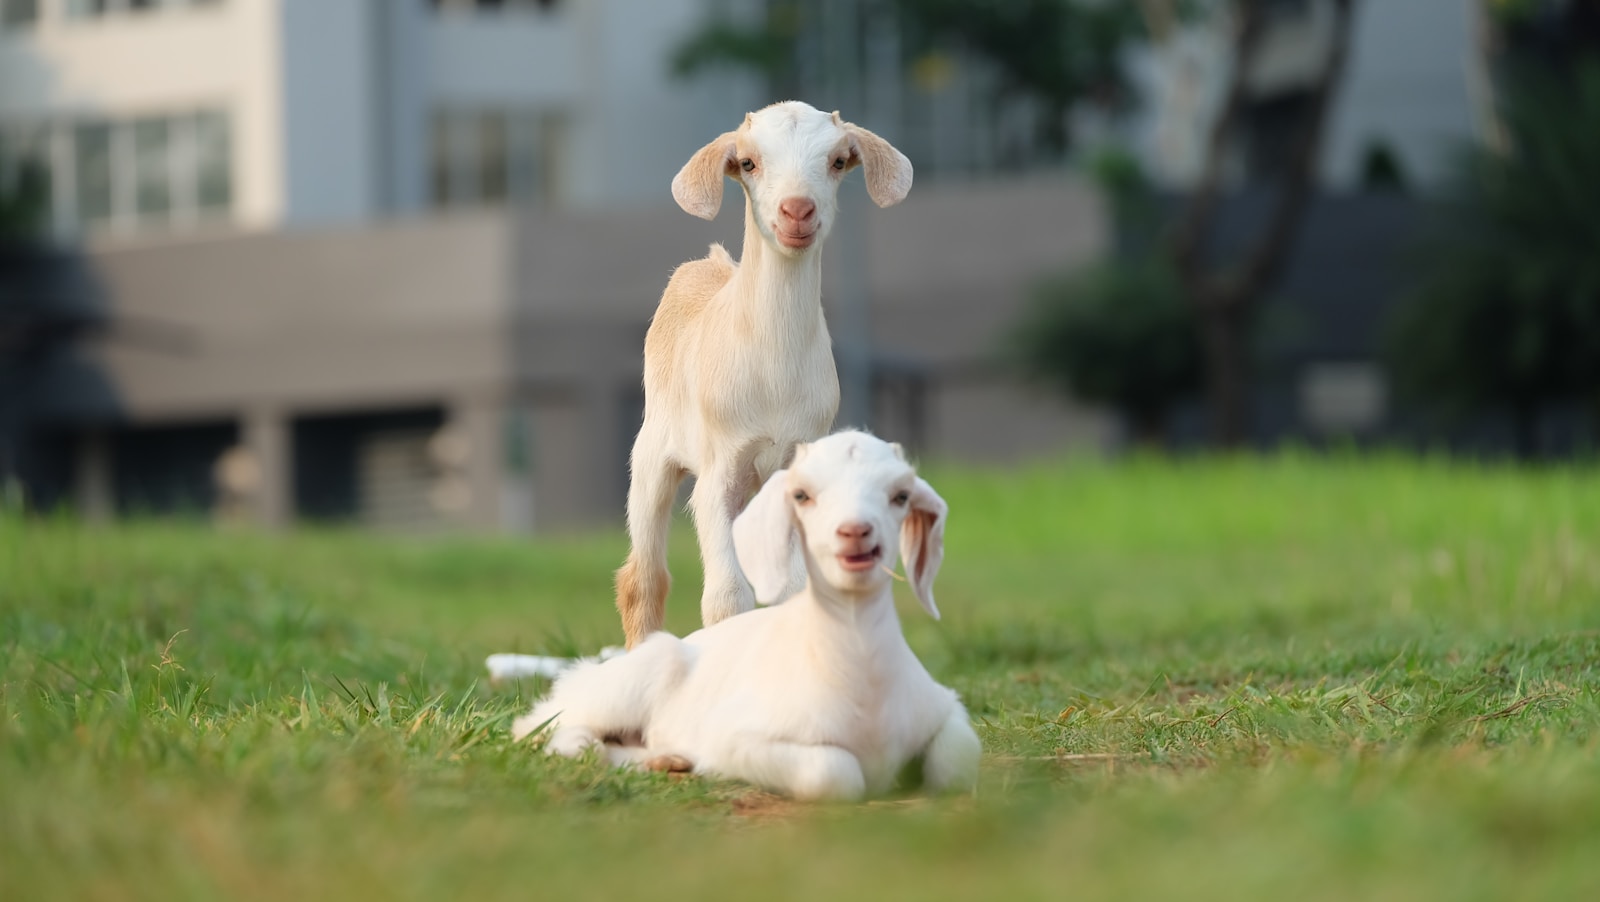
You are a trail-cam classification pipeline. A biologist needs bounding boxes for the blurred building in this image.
[1129,0,1482,192]
[0,0,748,236]
[1,0,1111,533]
[2,1,1541,533]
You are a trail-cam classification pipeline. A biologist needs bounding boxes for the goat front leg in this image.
[721,739,867,801]
[921,706,981,795]
[688,457,758,627]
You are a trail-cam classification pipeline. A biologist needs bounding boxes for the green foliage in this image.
[668,0,1142,151]
[1385,62,1600,435]
[0,158,50,239]
[1006,150,1200,439]
[1358,139,1408,193]
[5,455,1599,899]
[670,19,796,81]
[894,0,1141,147]
[1009,256,1200,437]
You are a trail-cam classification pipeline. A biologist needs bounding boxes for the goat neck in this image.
[794,574,904,660]
[728,201,827,341]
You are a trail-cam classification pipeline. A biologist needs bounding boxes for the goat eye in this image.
[792,490,811,503]
[740,158,755,173]
[891,491,910,505]
[832,157,846,171]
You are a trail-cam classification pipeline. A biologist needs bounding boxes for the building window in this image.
[429,0,562,14]
[1,109,232,235]
[73,121,114,225]
[132,117,172,219]
[431,108,564,209]
[65,0,222,21]
[64,0,111,17]
[193,110,231,212]
[0,0,40,31]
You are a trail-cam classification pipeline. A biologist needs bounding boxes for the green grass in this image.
[3,453,1599,901]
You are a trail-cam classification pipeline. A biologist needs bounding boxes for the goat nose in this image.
[836,521,873,540]
[779,197,816,223]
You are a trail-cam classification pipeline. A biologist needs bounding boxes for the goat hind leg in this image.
[521,634,690,757]
[721,739,867,801]
[616,448,683,647]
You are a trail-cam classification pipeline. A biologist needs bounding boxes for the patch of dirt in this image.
[728,791,807,822]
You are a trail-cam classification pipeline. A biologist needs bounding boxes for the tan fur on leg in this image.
[615,556,670,648]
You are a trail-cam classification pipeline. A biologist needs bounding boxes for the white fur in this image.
[517,431,978,802]
[614,101,914,648]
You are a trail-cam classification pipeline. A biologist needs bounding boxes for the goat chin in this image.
[522,431,979,802]
[613,101,914,650]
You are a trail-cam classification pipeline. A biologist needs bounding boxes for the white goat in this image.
[615,101,914,648]
[516,431,980,802]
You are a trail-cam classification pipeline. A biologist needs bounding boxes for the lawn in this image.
[2,453,1599,901]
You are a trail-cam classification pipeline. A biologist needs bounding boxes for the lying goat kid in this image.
[514,431,980,801]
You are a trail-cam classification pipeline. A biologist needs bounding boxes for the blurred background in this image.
[0,0,1594,535]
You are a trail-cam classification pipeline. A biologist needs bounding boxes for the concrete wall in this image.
[85,210,517,419]
[278,0,378,226]
[564,0,759,210]
[424,10,580,107]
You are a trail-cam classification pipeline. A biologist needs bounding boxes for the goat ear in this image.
[733,469,799,604]
[841,121,913,208]
[898,476,947,619]
[672,131,738,220]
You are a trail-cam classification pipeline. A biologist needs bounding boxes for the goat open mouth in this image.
[837,545,882,573]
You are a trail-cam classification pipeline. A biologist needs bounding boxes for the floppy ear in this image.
[837,116,913,208]
[733,469,799,604]
[671,130,738,220]
[898,476,947,619]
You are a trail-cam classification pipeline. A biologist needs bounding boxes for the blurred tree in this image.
[1010,259,1199,447]
[670,4,799,85]
[1358,140,1408,193]
[671,0,1142,154]
[1164,0,1358,447]
[892,0,1141,151]
[1007,150,1200,448]
[676,0,1359,449]
[0,159,54,500]
[0,158,49,240]
[1385,61,1600,458]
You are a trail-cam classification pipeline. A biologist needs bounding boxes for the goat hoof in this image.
[644,754,695,774]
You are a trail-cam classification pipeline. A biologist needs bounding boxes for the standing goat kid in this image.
[516,431,979,801]
[615,101,914,648]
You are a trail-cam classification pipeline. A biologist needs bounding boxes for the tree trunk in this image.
[1200,307,1249,448]
[1165,0,1358,449]
[1128,407,1169,450]
[1511,399,1541,461]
